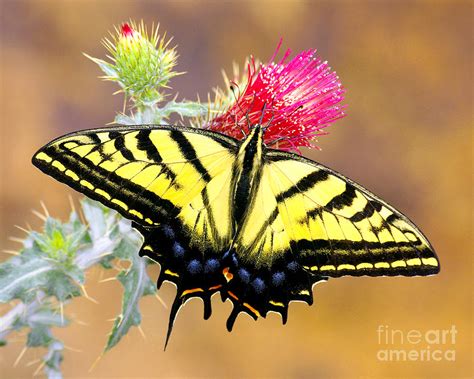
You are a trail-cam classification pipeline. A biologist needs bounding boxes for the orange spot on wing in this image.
[181,288,204,298]
[228,291,239,301]
[209,284,223,291]
[243,302,261,318]
[223,267,234,282]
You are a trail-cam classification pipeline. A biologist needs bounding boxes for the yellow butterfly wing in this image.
[32,125,238,250]
[235,149,440,277]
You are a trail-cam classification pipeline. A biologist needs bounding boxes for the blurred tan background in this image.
[0,1,472,378]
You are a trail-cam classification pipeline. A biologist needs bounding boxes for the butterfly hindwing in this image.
[235,149,439,277]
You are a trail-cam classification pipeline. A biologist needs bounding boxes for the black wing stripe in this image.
[349,200,382,222]
[109,131,136,161]
[136,129,163,162]
[170,130,212,182]
[135,130,178,182]
[296,239,435,261]
[275,170,329,203]
[325,183,357,211]
[201,189,219,243]
[43,145,180,218]
[88,134,102,144]
[251,205,280,251]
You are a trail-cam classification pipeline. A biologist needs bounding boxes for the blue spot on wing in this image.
[287,261,298,272]
[162,225,175,239]
[238,268,251,283]
[187,260,202,274]
[272,272,285,286]
[205,259,220,273]
[172,242,185,258]
[252,278,265,294]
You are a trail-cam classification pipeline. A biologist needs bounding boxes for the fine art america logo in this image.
[376,325,457,362]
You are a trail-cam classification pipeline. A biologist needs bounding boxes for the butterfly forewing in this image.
[33,126,238,250]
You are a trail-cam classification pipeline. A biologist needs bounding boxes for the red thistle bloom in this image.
[207,43,345,153]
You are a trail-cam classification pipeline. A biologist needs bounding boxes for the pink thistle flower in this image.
[207,43,346,153]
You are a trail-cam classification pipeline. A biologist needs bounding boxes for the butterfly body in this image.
[32,124,439,345]
[232,125,265,230]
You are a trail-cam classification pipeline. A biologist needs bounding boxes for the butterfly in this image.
[32,124,440,346]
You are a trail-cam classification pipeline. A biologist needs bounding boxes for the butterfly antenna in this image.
[238,87,256,132]
[243,92,260,130]
[230,85,247,138]
[266,137,284,147]
[259,102,267,125]
[262,114,275,133]
[262,100,276,132]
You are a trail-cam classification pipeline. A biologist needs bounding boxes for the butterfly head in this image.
[240,100,274,137]
[243,124,265,150]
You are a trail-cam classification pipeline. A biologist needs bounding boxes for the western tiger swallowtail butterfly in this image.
[32,123,439,346]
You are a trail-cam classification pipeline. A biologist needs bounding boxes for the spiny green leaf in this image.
[29,308,69,329]
[44,340,64,379]
[0,255,82,303]
[112,226,142,261]
[27,307,68,348]
[84,53,118,78]
[114,107,159,125]
[0,212,90,303]
[0,257,52,303]
[114,100,206,126]
[33,216,88,266]
[104,257,155,351]
[46,271,82,301]
[161,100,207,118]
[81,199,112,239]
[27,325,53,347]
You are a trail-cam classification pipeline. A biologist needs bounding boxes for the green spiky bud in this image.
[86,21,180,109]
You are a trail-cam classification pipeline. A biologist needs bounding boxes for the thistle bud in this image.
[87,21,180,109]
